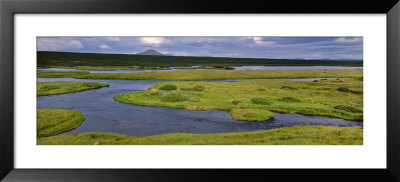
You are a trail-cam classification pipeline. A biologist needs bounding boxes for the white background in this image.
[15,14,386,168]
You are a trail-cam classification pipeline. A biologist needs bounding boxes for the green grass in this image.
[231,109,275,121]
[38,51,363,67]
[251,97,273,105]
[180,85,206,91]
[39,65,230,71]
[37,69,363,81]
[334,104,363,113]
[114,78,363,121]
[40,66,171,71]
[37,109,86,138]
[37,125,363,145]
[37,71,89,78]
[159,84,177,90]
[338,86,350,92]
[232,100,241,105]
[37,81,109,96]
[281,85,298,90]
[279,96,301,102]
[161,93,189,102]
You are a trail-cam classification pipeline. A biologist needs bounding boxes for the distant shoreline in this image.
[37,51,363,67]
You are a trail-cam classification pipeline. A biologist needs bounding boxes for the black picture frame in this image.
[1,0,399,181]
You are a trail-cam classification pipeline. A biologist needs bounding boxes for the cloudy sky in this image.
[37,37,363,60]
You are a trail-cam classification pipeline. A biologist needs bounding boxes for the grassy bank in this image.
[38,51,363,67]
[114,79,363,121]
[37,81,109,96]
[37,109,86,138]
[37,69,363,81]
[39,66,171,71]
[37,71,89,78]
[37,125,363,145]
[38,66,229,71]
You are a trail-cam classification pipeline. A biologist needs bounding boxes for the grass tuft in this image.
[337,86,363,94]
[338,86,350,92]
[180,85,205,91]
[149,91,160,96]
[161,93,188,102]
[159,84,177,90]
[279,96,301,102]
[251,97,273,105]
[350,90,363,94]
[232,100,241,105]
[334,105,363,113]
[280,86,298,90]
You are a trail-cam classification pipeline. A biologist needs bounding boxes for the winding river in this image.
[37,77,362,136]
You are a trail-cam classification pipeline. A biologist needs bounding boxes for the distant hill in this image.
[136,49,164,56]
[37,51,363,67]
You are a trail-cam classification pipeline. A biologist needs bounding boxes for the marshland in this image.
[36,37,363,145]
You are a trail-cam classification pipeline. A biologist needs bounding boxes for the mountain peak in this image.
[136,49,164,56]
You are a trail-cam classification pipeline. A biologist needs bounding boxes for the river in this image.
[37,77,362,136]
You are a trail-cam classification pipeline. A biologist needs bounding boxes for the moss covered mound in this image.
[37,109,86,137]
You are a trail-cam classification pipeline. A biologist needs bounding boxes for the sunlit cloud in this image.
[334,37,362,43]
[139,37,166,45]
[250,37,275,46]
[99,44,111,49]
[107,37,120,41]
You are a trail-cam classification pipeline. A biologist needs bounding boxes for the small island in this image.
[37,81,109,96]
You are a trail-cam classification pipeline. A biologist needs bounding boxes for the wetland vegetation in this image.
[37,125,363,145]
[36,37,364,145]
[114,78,363,121]
[39,66,171,71]
[37,69,362,81]
[37,69,363,145]
[37,81,109,96]
[37,109,86,138]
